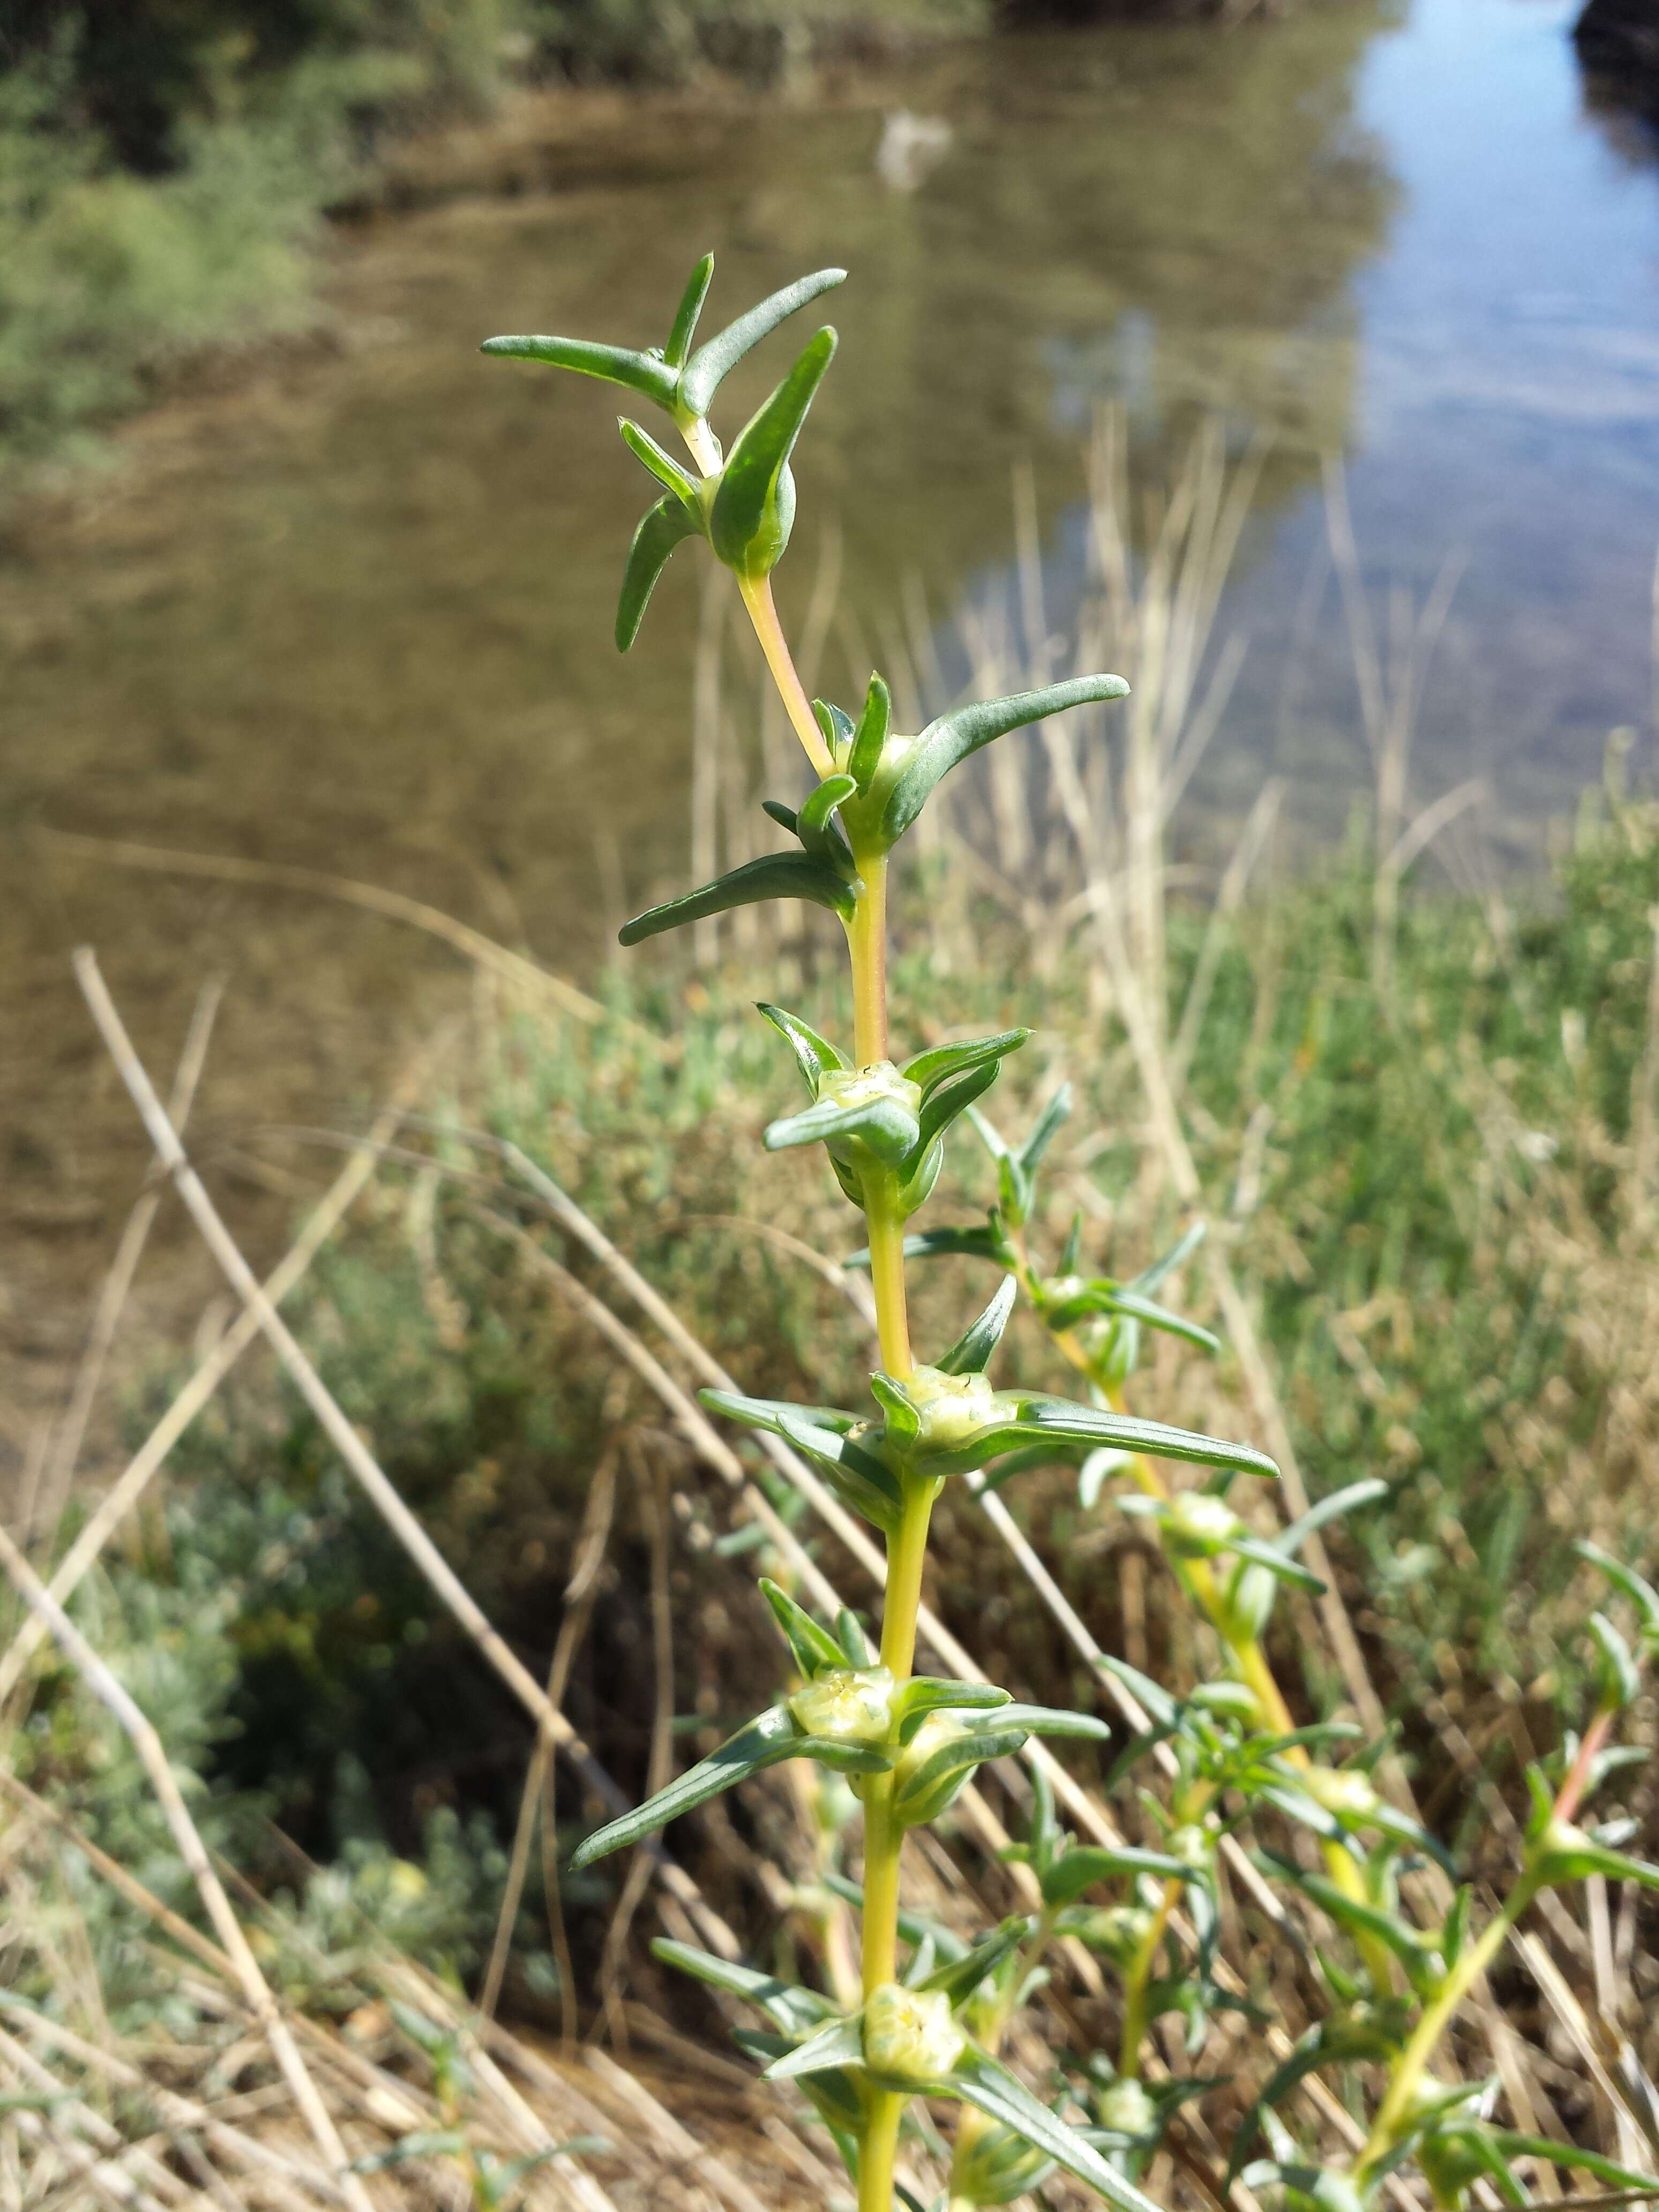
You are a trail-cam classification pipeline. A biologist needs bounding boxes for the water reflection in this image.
[5,0,1657,1419]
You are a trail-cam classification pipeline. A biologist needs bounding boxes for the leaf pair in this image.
[768,2002,1161,2212]
[758,1011,1029,1219]
[482,252,842,430]
[484,256,843,644]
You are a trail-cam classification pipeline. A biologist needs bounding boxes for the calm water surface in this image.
[5,0,1657,1422]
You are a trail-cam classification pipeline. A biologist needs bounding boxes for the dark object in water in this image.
[1574,0,1659,119]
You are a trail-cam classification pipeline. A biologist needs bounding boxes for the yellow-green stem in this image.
[1119,1879,1178,2078]
[860,2091,905,2212]
[739,572,836,779]
[701,450,917,2212]
[1355,1879,1535,2184]
[848,854,891,1065]
[677,414,833,780]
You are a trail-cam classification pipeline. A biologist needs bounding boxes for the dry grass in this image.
[6,423,1659,2208]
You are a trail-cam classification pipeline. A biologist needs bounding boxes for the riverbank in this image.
[23,778,1659,2008]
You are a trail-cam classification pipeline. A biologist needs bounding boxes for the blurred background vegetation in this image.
[7,0,1659,2138]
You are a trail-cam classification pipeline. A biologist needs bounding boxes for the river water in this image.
[4,0,1657,1431]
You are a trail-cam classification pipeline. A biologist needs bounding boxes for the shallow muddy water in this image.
[5,0,1658,1436]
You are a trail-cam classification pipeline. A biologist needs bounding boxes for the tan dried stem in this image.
[0,1521,373,2212]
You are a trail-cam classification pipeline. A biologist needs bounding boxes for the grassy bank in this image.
[19,775,1657,2023]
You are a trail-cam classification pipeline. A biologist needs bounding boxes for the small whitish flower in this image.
[862,1983,965,2086]
[817,1063,922,1118]
[892,1708,968,1780]
[1303,1767,1381,1821]
[905,1365,1017,1454]
[1169,1821,1214,1871]
[1163,1491,1239,1555]
[788,1665,895,1744]
[1095,2078,1156,2138]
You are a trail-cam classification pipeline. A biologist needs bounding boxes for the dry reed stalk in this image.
[0,1023,459,1714]
[70,948,741,1971]
[44,832,642,1043]
[1168,779,1284,1095]
[0,1996,351,2212]
[1322,462,1468,1003]
[36,976,225,1540]
[481,1447,620,2028]
[0,1523,372,2212]
[594,1447,676,2045]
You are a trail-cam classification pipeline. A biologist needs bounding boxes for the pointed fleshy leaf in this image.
[616,494,702,652]
[1043,1282,1219,1355]
[837,1608,874,1665]
[698,1388,860,1437]
[480,332,678,408]
[1015,1398,1277,1482]
[620,852,853,945]
[734,2030,866,2129]
[917,1920,1029,2006]
[1272,1479,1388,1557]
[1225,1534,1326,1594]
[571,1705,798,1866]
[881,675,1131,842]
[1590,1613,1640,1709]
[766,1090,921,1167]
[902,1029,1030,1099]
[870,1371,921,1446]
[1575,1542,1659,1640]
[997,1703,1110,1739]
[893,1725,1035,1824]
[650,1938,835,2034]
[1256,1854,1440,1991]
[1018,1085,1072,1174]
[696,1390,905,1531]
[1488,2132,1659,2192]
[912,1058,1003,1162]
[798,773,858,864]
[759,1577,847,1680]
[618,417,701,509]
[680,267,847,419]
[708,329,836,578]
[937,1275,1018,1376]
[761,2013,867,2083]
[950,2049,1163,2212]
[1127,1221,1206,1299]
[756,1003,847,1093]
[814,700,856,760]
[1039,1845,1191,1910]
[893,1679,1011,1744]
[848,673,892,794]
[664,252,715,370]
[761,798,799,836]
[844,1223,1010,1271]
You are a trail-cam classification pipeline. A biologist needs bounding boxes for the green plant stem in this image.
[679,414,834,780]
[716,553,920,2212]
[739,572,836,780]
[1119,1877,1178,2079]
[1354,1875,1537,2185]
[848,851,891,1065]
[1017,1247,1405,1999]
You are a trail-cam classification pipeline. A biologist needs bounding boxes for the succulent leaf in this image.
[680,267,847,419]
[708,328,837,577]
[880,675,1131,843]
[615,493,703,651]
[619,852,854,944]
